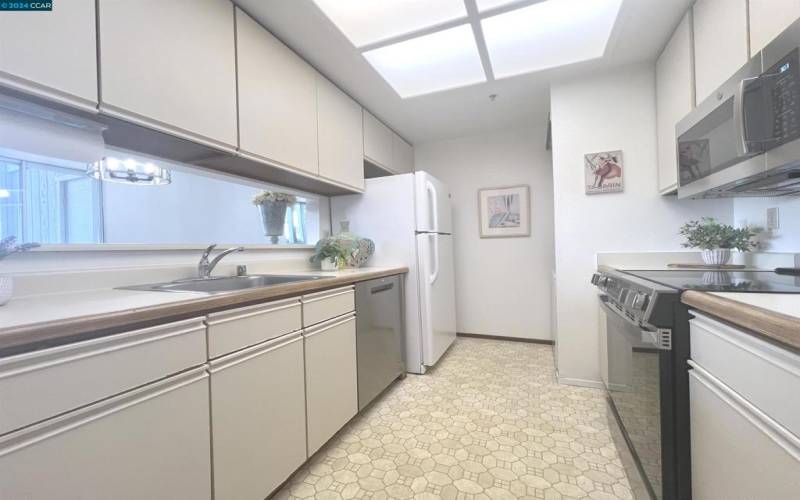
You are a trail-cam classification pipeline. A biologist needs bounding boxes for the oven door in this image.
[600,296,669,500]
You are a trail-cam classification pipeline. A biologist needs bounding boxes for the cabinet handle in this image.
[303,313,356,339]
[208,332,303,373]
[370,283,394,294]
[301,287,353,304]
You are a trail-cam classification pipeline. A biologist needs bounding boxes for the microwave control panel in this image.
[768,48,800,146]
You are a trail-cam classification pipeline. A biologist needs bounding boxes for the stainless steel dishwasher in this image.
[355,275,405,410]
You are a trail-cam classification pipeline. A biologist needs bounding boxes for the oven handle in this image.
[599,296,669,350]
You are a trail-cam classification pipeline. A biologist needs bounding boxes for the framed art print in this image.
[478,185,530,238]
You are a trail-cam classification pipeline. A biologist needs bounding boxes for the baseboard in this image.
[556,374,605,389]
[456,332,554,345]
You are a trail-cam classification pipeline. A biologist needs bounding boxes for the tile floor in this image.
[274,338,634,500]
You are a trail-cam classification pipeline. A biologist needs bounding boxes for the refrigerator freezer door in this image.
[415,171,453,234]
[416,233,457,367]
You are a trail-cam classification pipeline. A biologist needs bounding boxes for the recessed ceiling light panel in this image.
[482,0,623,78]
[363,24,486,98]
[475,0,526,13]
[312,0,467,48]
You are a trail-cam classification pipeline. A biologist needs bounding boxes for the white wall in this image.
[734,197,800,252]
[550,63,733,386]
[415,127,555,340]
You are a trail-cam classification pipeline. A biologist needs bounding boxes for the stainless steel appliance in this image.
[355,276,405,410]
[593,268,800,499]
[677,17,800,198]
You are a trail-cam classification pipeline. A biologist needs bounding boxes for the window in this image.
[0,156,103,244]
[0,150,325,246]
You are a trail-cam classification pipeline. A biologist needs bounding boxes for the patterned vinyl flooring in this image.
[273,338,634,500]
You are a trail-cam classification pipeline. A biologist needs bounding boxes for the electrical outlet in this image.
[767,207,780,230]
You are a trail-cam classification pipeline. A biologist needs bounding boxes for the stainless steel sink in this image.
[119,274,325,294]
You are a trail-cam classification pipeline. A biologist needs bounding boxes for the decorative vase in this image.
[701,249,731,266]
[258,201,289,244]
[328,220,375,268]
[0,276,12,306]
[702,271,732,286]
[321,257,338,271]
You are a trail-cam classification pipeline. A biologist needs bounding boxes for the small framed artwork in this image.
[585,150,624,194]
[477,185,530,238]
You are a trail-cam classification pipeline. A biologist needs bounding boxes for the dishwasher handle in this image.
[371,283,395,294]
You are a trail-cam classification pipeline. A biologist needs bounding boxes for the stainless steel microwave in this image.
[676,18,800,199]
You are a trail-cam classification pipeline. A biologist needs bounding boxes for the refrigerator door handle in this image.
[426,180,439,233]
[429,233,440,285]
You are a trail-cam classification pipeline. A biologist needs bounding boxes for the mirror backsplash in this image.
[0,147,330,248]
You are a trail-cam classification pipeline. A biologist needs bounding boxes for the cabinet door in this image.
[363,110,394,171]
[0,0,97,111]
[210,332,307,500]
[749,0,800,55]
[656,12,694,195]
[98,0,238,150]
[392,133,415,174]
[237,8,318,175]
[689,366,800,500]
[0,369,212,500]
[318,75,365,190]
[304,313,358,456]
[693,0,749,103]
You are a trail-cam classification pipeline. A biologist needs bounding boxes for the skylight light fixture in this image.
[481,0,623,79]
[362,24,486,98]
[312,0,467,48]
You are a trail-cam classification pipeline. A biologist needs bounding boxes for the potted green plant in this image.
[679,218,760,266]
[310,240,348,271]
[0,236,40,306]
[252,191,297,244]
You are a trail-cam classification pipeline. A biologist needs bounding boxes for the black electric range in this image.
[621,269,800,294]
[592,268,800,500]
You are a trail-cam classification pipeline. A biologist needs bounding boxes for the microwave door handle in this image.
[734,77,757,155]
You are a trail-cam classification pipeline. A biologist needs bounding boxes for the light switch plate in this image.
[767,207,780,230]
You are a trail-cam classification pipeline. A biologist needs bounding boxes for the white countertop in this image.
[710,292,800,320]
[0,267,398,333]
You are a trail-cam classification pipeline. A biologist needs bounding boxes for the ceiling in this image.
[234,0,693,144]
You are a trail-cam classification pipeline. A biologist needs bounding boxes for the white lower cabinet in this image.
[304,313,358,456]
[689,313,800,499]
[209,332,307,500]
[689,365,800,499]
[0,368,212,500]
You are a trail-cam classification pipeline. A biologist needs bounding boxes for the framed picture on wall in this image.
[584,150,624,194]
[477,185,530,238]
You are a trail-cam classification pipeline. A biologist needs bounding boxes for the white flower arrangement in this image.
[251,191,297,206]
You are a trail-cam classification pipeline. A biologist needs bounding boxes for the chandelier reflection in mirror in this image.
[87,157,172,185]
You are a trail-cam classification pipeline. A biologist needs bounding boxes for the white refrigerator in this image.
[331,171,457,374]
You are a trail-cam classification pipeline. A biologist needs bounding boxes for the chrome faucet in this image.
[197,244,244,278]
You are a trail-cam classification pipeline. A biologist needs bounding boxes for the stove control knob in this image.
[632,293,650,311]
[591,273,601,285]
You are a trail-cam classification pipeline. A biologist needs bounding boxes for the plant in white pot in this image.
[0,236,40,306]
[252,191,297,244]
[679,218,760,266]
[309,240,347,271]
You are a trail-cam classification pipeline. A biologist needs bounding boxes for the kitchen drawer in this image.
[0,317,206,436]
[689,363,800,500]
[690,312,800,437]
[0,367,212,500]
[302,286,355,327]
[206,298,302,359]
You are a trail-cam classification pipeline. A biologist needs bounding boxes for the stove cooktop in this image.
[622,270,800,293]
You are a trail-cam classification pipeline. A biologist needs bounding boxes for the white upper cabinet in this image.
[0,0,97,111]
[236,8,319,175]
[392,133,415,174]
[98,0,238,150]
[317,75,365,190]
[692,0,749,103]
[364,110,394,171]
[656,12,694,195]
[749,0,800,55]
